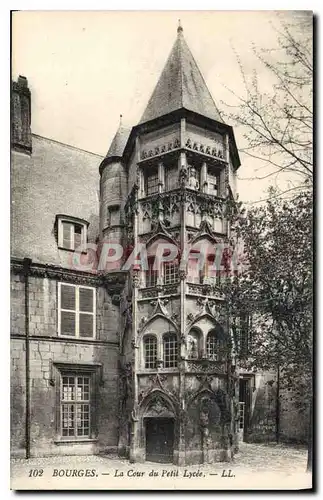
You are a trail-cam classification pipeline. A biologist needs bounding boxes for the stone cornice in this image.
[11,258,128,295]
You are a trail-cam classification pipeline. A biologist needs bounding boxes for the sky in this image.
[11,10,312,204]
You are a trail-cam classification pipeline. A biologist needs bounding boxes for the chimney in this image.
[11,75,32,153]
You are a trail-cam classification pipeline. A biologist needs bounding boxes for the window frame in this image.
[58,282,96,340]
[146,257,158,288]
[143,334,158,369]
[107,204,120,227]
[163,260,179,285]
[206,331,219,361]
[53,362,101,443]
[56,215,88,252]
[60,373,91,439]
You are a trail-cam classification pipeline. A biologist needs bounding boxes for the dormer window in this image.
[56,215,88,251]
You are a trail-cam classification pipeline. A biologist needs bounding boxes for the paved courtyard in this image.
[11,442,311,491]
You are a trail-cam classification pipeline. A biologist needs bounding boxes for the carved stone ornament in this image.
[178,268,187,281]
[148,396,167,415]
[132,269,141,288]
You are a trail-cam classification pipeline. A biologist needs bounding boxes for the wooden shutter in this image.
[60,284,76,336]
[79,287,94,338]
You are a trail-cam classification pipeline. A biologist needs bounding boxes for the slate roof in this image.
[139,26,223,124]
[106,125,131,159]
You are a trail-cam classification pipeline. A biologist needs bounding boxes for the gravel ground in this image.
[10,442,311,491]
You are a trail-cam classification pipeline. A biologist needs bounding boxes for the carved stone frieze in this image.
[140,137,180,161]
[185,137,225,160]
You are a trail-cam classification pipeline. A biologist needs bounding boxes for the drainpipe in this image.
[275,364,280,443]
[23,258,32,459]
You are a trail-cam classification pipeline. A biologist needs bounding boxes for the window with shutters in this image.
[58,283,96,339]
[56,215,88,251]
[61,374,91,438]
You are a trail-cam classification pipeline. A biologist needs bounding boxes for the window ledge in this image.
[54,438,98,445]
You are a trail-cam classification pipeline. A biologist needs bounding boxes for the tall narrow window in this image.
[164,260,179,285]
[207,168,219,196]
[59,283,96,339]
[163,333,178,368]
[165,166,178,191]
[144,336,157,369]
[61,374,91,438]
[145,167,159,196]
[146,257,158,287]
[239,314,251,357]
[108,205,120,227]
[200,255,218,285]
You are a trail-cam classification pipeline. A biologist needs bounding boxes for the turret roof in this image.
[139,24,223,124]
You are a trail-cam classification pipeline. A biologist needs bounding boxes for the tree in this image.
[222,186,313,469]
[223,14,313,193]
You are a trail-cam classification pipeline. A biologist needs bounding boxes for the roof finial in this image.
[119,114,123,126]
[177,19,183,34]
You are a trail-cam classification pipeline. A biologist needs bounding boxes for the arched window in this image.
[163,333,178,368]
[144,335,157,369]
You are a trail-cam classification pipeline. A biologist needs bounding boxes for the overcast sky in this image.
[12,10,311,203]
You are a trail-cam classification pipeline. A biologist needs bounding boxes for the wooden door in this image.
[145,418,174,463]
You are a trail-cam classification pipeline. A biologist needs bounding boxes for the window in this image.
[200,255,218,285]
[206,329,226,360]
[163,333,178,368]
[207,169,219,196]
[206,332,219,360]
[58,283,96,338]
[108,205,120,227]
[187,330,200,359]
[164,261,179,285]
[144,336,157,369]
[165,166,178,191]
[145,168,159,196]
[56,215,88,251]
[146,257,158,287]
[61,374,91,438]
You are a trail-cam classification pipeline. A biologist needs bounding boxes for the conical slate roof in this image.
[139,25,223,124]
[105,124,131,159]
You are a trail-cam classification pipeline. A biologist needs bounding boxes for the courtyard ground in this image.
[10,442,311,491]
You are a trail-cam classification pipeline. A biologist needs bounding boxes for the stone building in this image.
[11,25,306,464]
